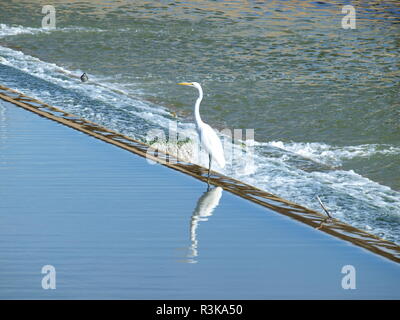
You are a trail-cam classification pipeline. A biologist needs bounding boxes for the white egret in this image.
[177,82,225,181]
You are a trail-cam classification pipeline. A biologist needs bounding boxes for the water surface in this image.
[0,101,399,299]
[0,0,399,243]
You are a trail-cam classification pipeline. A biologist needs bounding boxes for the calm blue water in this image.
[1,101,399,299]
[0,1,399,244]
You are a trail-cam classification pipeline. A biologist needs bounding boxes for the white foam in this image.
[0,44,169,117]
[260,141,400,167]
[229,142,400,242]
[0,24,45,37]
[0,23,104,38]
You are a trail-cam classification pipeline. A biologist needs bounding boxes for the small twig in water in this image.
[317,195,332,219]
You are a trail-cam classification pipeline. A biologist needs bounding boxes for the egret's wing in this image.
[199,123,226,168]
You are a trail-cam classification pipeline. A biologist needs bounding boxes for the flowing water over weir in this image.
[0,0,399,245]
[1,85,399,264]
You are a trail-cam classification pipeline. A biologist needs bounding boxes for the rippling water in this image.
[0,0,399,243]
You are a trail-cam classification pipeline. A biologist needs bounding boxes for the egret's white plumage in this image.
[178,82,225,179]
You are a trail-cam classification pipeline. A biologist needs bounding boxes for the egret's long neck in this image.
[194,86,203,127]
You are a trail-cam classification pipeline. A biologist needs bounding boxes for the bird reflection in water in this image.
[187,186,223,263]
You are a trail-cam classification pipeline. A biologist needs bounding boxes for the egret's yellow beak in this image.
[177,82,192,86]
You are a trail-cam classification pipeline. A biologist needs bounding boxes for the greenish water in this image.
[0,1,399,243]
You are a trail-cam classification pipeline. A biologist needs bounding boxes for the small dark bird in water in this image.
[80,73,88,82]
